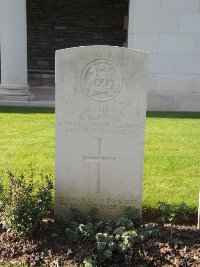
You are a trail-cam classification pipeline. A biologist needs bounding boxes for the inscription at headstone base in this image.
[55,45,148,220]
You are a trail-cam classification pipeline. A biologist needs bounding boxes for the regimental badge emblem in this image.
[82,60,122,102]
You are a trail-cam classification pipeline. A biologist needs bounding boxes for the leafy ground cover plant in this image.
[65,208,159,266]
[157,201,189,237]
[157,202,189,224]
[0,169,53,236]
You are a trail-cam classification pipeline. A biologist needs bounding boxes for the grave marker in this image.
[55,45,148,220]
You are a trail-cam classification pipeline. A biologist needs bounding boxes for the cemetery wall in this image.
[27,0,128,72]
[128,0,200,111]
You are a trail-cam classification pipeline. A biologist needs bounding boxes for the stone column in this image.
[127,0,136,49]
[0,0,30,101]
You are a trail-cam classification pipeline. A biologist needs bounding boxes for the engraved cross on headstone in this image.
[83,138,116,193]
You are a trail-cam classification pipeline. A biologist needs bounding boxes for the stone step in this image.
[30,86,55,101]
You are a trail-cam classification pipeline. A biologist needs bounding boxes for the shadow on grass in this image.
[147,111,200,119]
[0,107,199,118]
[0,106,55,114]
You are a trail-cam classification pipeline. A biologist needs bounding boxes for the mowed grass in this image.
[144,112,200,212]
[0,106,55,177]
[0,107,199,212]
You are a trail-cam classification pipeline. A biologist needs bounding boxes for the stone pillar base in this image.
[0,85,33,101]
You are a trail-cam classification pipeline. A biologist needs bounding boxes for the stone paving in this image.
[0,86,55,107]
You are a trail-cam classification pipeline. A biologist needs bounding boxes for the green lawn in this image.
[144,112,200,212]
[0,107,199,212]
[0,106,55,176]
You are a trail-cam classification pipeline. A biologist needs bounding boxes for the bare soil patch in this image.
[0,219,199,266]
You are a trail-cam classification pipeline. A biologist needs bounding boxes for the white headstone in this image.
[55,45,148,220]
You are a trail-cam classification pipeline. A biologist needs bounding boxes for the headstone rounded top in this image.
[55,45,148,221]
[82,59,122,102]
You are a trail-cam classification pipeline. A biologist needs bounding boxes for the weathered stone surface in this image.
[55,45,148,220]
